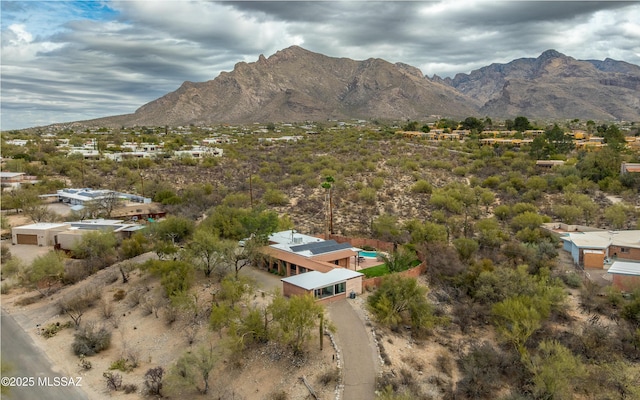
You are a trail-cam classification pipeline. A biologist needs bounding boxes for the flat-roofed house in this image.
[608,261,640,292]
[11,223,69,246]
[260,230,364,301]
[281,269,364,304]
[561,230,640,268]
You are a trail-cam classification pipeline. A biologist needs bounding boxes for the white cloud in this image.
[1,1,639,130]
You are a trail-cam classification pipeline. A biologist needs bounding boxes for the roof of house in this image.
[0,172,26,178]
[268,230,361,258]
[561,230,640,249]
[13,222,69,231]
[281,268,364,290]
[608,261,640,276]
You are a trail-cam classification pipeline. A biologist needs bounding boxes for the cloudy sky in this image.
[2,1,639,130]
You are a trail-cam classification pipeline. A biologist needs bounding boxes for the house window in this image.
[290,264,297,275]
[314,285,335,299]
[314,282,346,299]
[620,247,630,254]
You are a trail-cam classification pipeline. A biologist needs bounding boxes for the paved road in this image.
[1,310,89,400]
[239,265,283,293]
[327,300,377,400]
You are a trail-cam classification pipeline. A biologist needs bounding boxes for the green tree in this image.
[270,293,324,354]
[188,229,233,279]
[604,203,631,229]
[170,345,219,394]
[544,124,574,155]
[372,214,404,243]
[143,260,194,300]
[453,237,479,261]
[71,230,117,270]
[603,124,626,152]
[367,275,436,333]
[492,296,542,360]
[28,251,66,295]
[475,218,508,249]
[120,232,148,259]
[461,116,485,133]
[513,116,532,132]
[530,340,585,400]
[204,205,279,241]
[150,216,195,244]
[404,220,447,244]
[379,248,417,273]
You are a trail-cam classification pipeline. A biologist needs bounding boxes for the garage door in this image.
[16,234,38,245]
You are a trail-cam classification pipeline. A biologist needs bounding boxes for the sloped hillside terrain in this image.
[436,50,640,121]
[81,46,640,127]
[87,46,477,127]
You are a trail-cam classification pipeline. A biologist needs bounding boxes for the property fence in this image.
[361,262,427,291]
[326,234,396,253]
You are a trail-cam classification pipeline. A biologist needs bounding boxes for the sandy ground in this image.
[1,253,343,400]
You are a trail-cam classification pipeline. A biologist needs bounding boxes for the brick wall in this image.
[609,246,640,262]
[612,274,640,292]
[326,234,395,253]
[362,262,427,291]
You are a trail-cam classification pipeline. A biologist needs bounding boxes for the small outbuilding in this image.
[608,261,640,292]
[281,269,364,304]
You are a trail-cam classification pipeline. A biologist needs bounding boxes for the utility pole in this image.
[321,176,335,239]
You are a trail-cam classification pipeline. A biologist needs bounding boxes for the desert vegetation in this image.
[1,117,639,398]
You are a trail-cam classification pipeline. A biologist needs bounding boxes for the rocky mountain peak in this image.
[82,47,640,127]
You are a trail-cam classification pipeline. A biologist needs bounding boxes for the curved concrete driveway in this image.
[327,300,377,400]
[241,266,378,399]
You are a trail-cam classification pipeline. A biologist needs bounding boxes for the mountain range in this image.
[87,46,640,127]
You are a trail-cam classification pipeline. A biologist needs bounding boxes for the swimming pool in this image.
[359,250,378,258]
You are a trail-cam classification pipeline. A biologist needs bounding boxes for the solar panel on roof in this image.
[290,240,339,252]
[290,240,353,255]
[309,242,352,255]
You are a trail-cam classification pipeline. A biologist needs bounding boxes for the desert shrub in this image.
[262,188,289,206]
[455,342,507,399]
[99,298,113,319]
[144,366,164,396]
[0,282,11,294]
[435,352,453,377]
[103,371,122,391]
[411,179,433,194]
[358,187,377,205]
[113,289,126,301]
[621,296,640,326]
[15,294,43,306]
[78,355,92,371]
[123,383,138,394]
[110,357,136,372]
[605,287,624,308]
[72,323,112,356]
[401,355,424,373]
[0,244,12,264]
[63,260,92,284]
[126,288,144,308]
[42,321,73,338]
[269,390,288,400]
[561,272,582,289]
[317,368,340,386]
[164,304,178,326]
